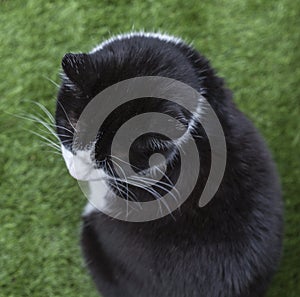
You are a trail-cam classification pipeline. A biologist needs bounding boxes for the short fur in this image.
[56,32,283,297]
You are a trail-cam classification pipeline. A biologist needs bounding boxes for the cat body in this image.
[56,32,283,297]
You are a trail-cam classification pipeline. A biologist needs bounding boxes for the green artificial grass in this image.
[0,0,299,296]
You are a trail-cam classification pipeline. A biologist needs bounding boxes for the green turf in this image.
[0,0,299,296]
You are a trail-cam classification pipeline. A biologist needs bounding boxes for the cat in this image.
[55,32,283,297]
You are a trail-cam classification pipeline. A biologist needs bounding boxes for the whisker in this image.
[57,100,77,132]
[110,159,129,196]
[110,159,142,209]
[45,150,63,156]
[12,112,76,151]
[40,142,61,152]
[29,130,61,150]
[19,99,55,124]
[32,118,60,141]
[126,178,172,217]
[129,176,177,213]
[13,113,55,134]
[60,139,72,145]
[7,104,75,160]
[107,162,124,199]
[38,129,72,139]
[55,125,75,135]
[130,175,179,204]
[110,155,179,202]
[42,75,60,88]
[31,100,55,123]
[100,170,173,217]
[106,162,141,215]
[15,112,75,135]
[110,155,163,200]
[109,155,142,172]
[133,175,174,193]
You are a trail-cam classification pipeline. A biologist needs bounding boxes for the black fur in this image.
[56,34,283,297]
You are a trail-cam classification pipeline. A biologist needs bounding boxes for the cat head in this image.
[55,33,209,205]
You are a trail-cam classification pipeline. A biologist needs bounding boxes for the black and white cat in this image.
[55,32,283,297]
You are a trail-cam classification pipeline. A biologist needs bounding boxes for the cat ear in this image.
[61,53,96,89]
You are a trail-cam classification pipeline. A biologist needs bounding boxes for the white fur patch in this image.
[82,180,110,216]
[61,145,105,181]
[90,31,186,53]
[61,145,110,216]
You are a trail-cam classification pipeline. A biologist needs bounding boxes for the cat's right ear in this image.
[61,53,96,89]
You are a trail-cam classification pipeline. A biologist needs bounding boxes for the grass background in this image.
[0,0,299,296]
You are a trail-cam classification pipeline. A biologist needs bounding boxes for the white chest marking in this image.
[61,145,110,216]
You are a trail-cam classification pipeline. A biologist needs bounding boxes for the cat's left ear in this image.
[61,53,96,89]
